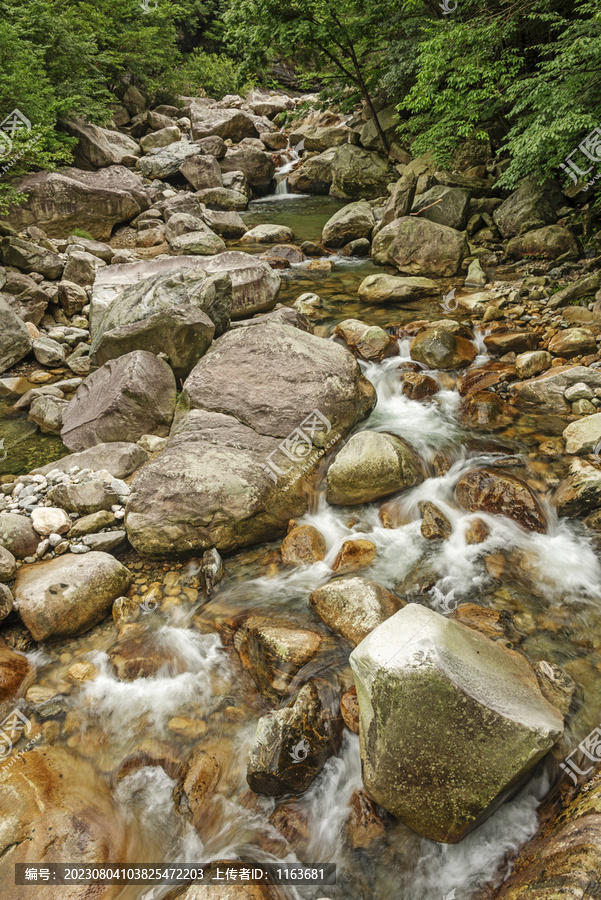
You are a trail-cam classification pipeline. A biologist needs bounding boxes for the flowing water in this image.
[6,185,601,900]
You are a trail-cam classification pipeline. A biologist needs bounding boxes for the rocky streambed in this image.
[1,90,601,900]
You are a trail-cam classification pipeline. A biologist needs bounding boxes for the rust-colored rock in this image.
[332,539,377,575]
[483,330,539,355]
[465,517,491,544]
[340,685,359,733]
[456,468,546,533]
[280,524,326,566]
[459,391,516,430]
[457,360,516,396]
[268,803,311,855]
[0,639,34,708]
[419,501,452,540]
[401,372,439,400]
[347,788,388,849]
[173,746,221,829]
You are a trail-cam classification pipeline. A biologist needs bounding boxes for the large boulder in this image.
[411,185,471,231]
[330,145,397,200]
[309,576,404,645]
[125,321,376,555]
[90,267,231,358]
[6,166,150,241]
[61,118,140,169]
[493,177,565,239]
[510,366,601,414]
[358,273,438,305]
[219,147,276,191]
[139,125,181,153]
[456,467,547,532]
[350,604,564,843]
[61,351,177,451]
[321,201,375,248]
[0,747,131,900]
[563,412,601,455]
[201,251,281,319]
[136,142,202,179]
[1,237,63,279]
[359,106,401,151]
[179,154,223,191]
[0,513,38,559]
[288,148,337,195]
[247,681,342,796]
[292,124,351,152]
[506,225,580,260]
[378,171,418,230]
[548,327,596,358]
[188,103,259,142]
[168,229,226,256]
[13,551,131,641]
[555,458,601,517]
[0,296,32,375]
[326,431,422,505]
[372,217,468,277]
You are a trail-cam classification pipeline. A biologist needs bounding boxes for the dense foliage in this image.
[0,0,600,210]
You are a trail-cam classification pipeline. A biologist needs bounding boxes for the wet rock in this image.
[350,604,564,843]
[108,631,185,680]
[402,372,439,400]
[33,442,148,479]
[372,216,468,277]
[332,538,376,575]
[419,501,452,540]
[13,551,132,641]
[173,881,284,900]
[456,468,546,532]
[490,774,601,899]
[235,616,331,704]
[515,350,552,379]
[61,351,176,451]
[458,360,516,396]
[327,431,422,505]
[485,329,540,356]
[548,327,596,358]
[280,524,326,566]
[459,391,516,430]
[0,547,16,583]
[310,576,403,645]
[563,412,601,455]
[173,745,221,829]
[454,603,511,641]
[30,507,71,536]
[507,225,580,260]
[464,517,491,544]
[0,638,33,703]
[0,747,131,899]
[321,201,375,248]
[6,166,150,241]
[358,273,438,305]
[555,458,601,516]
[0,513,39,558]
[240,224,294,244]
[0,296,32,375]
[340,685,359,733]
[411,185,471,231]
[125,322,375,556]
[347,789,388,850]
[510,365,601,414]
[334,319,397,362]
[247,681,342,796]
[268,802,311,856]
[410,327,476,369]
[534,660,575,717]
[465,257,487,286]
[493,177,565,239]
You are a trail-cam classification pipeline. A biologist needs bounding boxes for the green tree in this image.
[224,0,402,152]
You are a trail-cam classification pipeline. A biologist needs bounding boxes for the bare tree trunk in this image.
[346,44,389,154]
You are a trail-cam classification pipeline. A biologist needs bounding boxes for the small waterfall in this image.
[275,176,289,195]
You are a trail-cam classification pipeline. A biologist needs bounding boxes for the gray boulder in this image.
[28,394,68,434]
[61,351,177,451]
[6,166,150,241]
[411,185,471,231]
[219,146,276,192]
[0,296,32,375]
[321,201,375,248]
[359,105,401,151]
[327,431,423,505]
[125,321,376,555]
[310,576,404,645]
[493,177,566,239]
[13,552,132,642]
[372,216,468,277]
[33,336,66,367]
[201,251,281,319]
[168,229,226,256]
[33,442,148,479]
[288,148,337,195]
[139,126,181,153]
[1,237,63,279]
[136,142,202,179]
[330,145,397,200]
[179,154,223,191]
[61,118,140,169]
[0,513,39,558]
[350,604,564,843]
[506,225,580,260]
[358,273,438,305]
[188,103,259,142]
[62,249,105,287]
